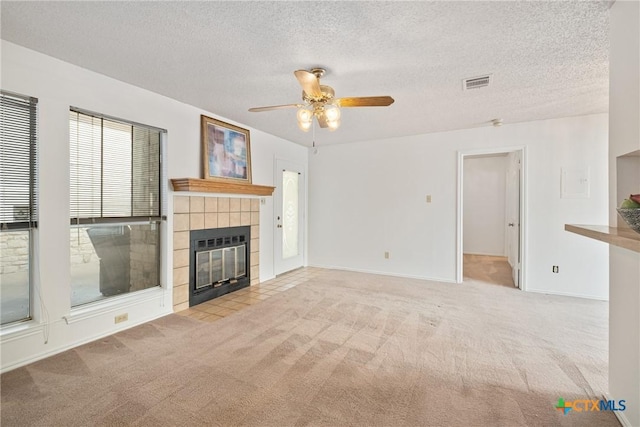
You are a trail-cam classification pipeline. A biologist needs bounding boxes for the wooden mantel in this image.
[171,178,275,196]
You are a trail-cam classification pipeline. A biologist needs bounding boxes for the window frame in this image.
[68,107,166,307]
[0,90,38,326]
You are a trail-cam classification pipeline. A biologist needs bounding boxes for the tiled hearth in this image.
[173,195,260,312]
[177,267,323,322]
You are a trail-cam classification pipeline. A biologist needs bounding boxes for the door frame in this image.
[273,157,307,276]
[456,146,527,289]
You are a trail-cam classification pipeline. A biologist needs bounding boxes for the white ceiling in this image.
[1,1,610,147]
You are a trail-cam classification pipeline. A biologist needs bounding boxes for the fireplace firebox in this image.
[189,226,250,306]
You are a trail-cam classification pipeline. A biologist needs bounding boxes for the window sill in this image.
[64,287,165,324]
[0,320,44,343]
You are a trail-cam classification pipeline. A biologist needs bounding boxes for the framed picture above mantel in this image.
[201,115,252,183]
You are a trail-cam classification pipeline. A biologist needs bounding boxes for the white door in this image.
[274,159,304,275]
[506,151,521,288]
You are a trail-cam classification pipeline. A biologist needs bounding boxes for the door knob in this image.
[277,224,282,228]
[508,223,515,227]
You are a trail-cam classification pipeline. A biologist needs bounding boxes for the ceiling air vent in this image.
[462,74,492,91]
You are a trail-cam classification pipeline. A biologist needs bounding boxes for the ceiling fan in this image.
[248,68,394,132]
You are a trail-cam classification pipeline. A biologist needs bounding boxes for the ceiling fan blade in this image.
[248,103,302,112]
[335,96,395,107]
[294,70,322,98]
[316,113,329,128]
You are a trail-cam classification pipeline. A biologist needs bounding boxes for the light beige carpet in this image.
[1,269,617,426]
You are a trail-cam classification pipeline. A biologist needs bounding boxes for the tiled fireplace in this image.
[173,195,260,312]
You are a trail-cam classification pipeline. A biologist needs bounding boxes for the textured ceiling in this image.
[1,1,610,146]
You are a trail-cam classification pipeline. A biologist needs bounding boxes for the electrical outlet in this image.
[426,195,432,203]
[552,266,559,273]
[114,313,128,324]
[384,251,390,259]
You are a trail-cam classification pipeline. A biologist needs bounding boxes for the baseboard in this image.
[463,252,507,257]
[614,410,632,427]
[527,288,608,301]
[603,393,633,427]
[0,310,171,374]
[307,263,457,284]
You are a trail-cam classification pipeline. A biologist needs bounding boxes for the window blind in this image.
[0,91,38,230]
[69,109,162,224]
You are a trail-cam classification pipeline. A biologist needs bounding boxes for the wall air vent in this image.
[463,74,492,91]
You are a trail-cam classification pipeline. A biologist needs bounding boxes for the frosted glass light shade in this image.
[297,108,312,122]
[324,105,341,121]
[296,108,312,132]
[327,119,340,131]
[298,120,312,132]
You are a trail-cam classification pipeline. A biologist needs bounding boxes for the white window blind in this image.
[0,92,38,230]
[69,110,162,224]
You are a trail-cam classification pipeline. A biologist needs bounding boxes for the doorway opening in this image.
[456,147,526,289]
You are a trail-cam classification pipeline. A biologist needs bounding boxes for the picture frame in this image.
[201,115,252,183]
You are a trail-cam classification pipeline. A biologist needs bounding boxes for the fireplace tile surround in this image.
[173,195,260,312]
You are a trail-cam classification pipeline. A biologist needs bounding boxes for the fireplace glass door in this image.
[195,244,246,290]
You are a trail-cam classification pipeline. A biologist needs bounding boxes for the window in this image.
[69,109,164,306]
[0,91,38,325]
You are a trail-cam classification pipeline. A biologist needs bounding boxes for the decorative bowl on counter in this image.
[617,208,640,234]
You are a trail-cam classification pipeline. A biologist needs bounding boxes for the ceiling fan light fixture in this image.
[297,107,313,132]
[324,104,341,122]
[297,107,312,122]
[327,118,340,131]
[298,120,312,132]
[249,68,394,134]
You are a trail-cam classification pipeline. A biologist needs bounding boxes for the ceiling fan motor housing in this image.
[302,85,335,104]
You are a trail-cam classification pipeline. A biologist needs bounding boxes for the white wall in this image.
[463,155,507,256]
[0,41,307,372]
[309,114,609,299]
[608,1,640,426]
